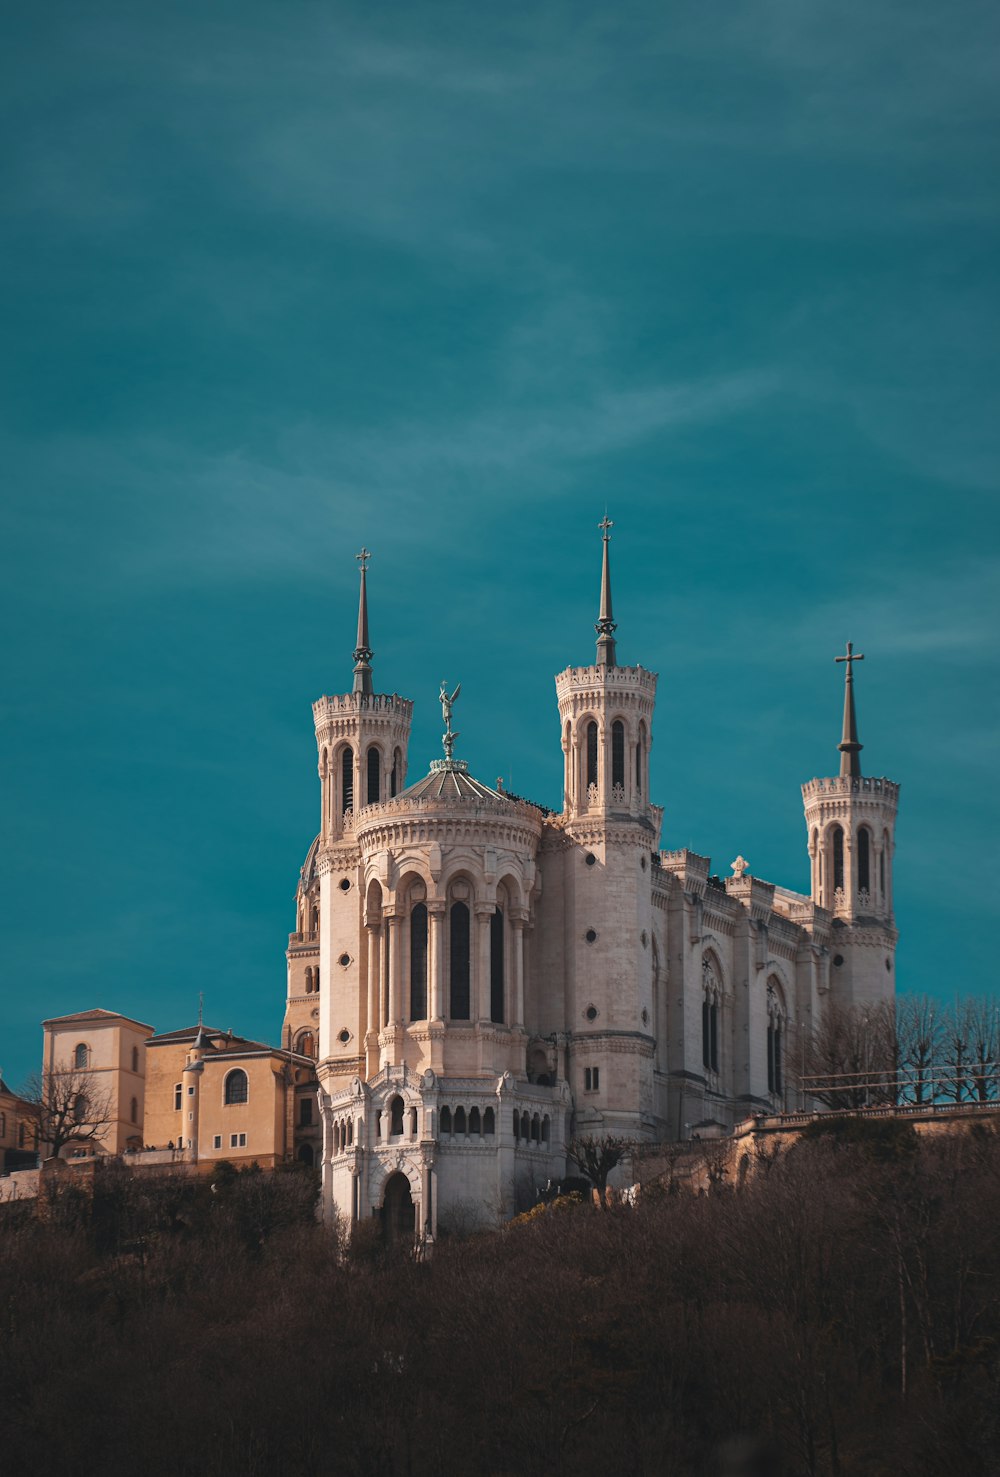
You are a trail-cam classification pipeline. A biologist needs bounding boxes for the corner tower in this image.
[554,519,660,1141]
[802,642,899,1007]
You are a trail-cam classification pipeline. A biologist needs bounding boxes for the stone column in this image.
[365,921,380,1038]
[386,910,401,1025]
[511,913,526,1029]
[428,903,446,1022]
[475,904,494,1023]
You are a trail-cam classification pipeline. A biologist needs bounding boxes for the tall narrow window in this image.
[490,908,505,1023]
[391,747,401,798]
[224,1070,249,1105]
[702,999,711,1071]
[586,721,598,789]
[174,1083,182,1111]
[832,826,844,893]
[710,1002,719,1073]
[341,747,354,813]
[767,1020,783,1095]
[367,746,380,805]
[880,848,886,896]
[130,1097,138,1123]
[74,1043,90,1070]
[612,720,625,789]
[449,902,471,1020]
[858,827,871,894]
[131,1046,139,1073]
[635,742,642,795]
[389,1096,404,1136]
[410,904,427,1020]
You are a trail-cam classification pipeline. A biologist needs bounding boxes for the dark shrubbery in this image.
[1,1129,997,1476]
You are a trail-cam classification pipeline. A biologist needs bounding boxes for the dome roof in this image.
[398,760,510,805]
[298,834,321,891]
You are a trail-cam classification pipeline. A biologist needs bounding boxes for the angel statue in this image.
[439,681,461,760]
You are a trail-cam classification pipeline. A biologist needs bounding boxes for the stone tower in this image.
[802,642,899,1008]
[554,519,661,1140]
[311,553,413,1080]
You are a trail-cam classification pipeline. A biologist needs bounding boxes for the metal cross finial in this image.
[356,546,372,573]
[599,514,613,541]
[835,640,865,676]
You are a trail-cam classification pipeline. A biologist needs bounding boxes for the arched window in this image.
[450,901,471,1019]
[130,1097,138,1123]
[72,1091,88,1123]
[131,1046,139,1073]
[367,745,380,805]
[586,720,598,790]
[513,1110,520,1140]
[469,1106,481,1135]
[440,1106,452,1135]
[74,1043,90,1070]
[410,903,428,1020]
[858,827,871,897]
[880,844,886,896]
[389,1095,404,1136]
[391,747,401,798]
[341,746,354,814]
[454,1106,466,1136]
[542,1115,550,1144]
[490,907,505,1023]
[766,982,785,1098]
[484,1107,495,1136]
[224,1069,248,1105]
[702,959,721,1076]
[531,1113,540,1143]
[611,720,625,790]
[408,1107,417,1137]
[636,721,647,795]
[296,1031,316,1059]
[831,825,845,894]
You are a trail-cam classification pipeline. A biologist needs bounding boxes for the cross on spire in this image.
[352,547,374,695]
[595,514,617,666]
[835,640,865,778]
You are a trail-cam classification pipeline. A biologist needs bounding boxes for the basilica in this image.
[281,526,899,1238]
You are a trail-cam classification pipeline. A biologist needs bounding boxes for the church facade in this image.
[283,528,899,1238]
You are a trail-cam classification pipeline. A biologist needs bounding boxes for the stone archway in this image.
[382,1171,416,1245]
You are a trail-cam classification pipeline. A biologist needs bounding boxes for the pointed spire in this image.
[834,640,865,777]
[595,515,617,667]
[352,547,373,696]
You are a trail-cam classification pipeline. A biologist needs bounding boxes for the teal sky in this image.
[3,2,998,1086]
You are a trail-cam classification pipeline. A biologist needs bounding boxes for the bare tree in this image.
[795,1001,897,1110]
[20,1064,115,1159]
[566,1135,633,1207]
[957,997,1000,1104]
[896,996,942,1105]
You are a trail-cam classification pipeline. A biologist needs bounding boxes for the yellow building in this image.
[144,1024,319,1170]
[41,1008,152,1156]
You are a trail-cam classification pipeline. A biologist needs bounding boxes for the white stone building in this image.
[283,531,898,1239]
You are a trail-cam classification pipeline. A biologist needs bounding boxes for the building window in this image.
[389,1095,405,1136]
[224,1069,249,1105]
[611,719,625,790]
[410,903,428,1021]
[391,747,401,798]
[767,1020,783,1096]
[367,745,380,805]
[440,1106,452,1135]
[483,1107,495,1136]
[341,746,354,813]
[490,908,505,1024]
[586,720,598,789]
[131,1046,139,1073]
[74,1043,90,1070]
[454,1106,466,1136]
[213,1135,222,1149]
[469,1106,481,1135]
[858,826,871,895]
[831,825,845,894]
[229,1132,247,1148]
[0,1112,5,1137]
[299,1098,313,1127]
[296,1030,316,1059]
[702,959,721,1076]
[174,1083,182,1111]
[584,1067,600,1092]
[130,1097,138,1124]
[449,901,471,1020]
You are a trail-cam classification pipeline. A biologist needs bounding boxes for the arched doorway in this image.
[382,1171,416,1245]
[297,1142,314,1167]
